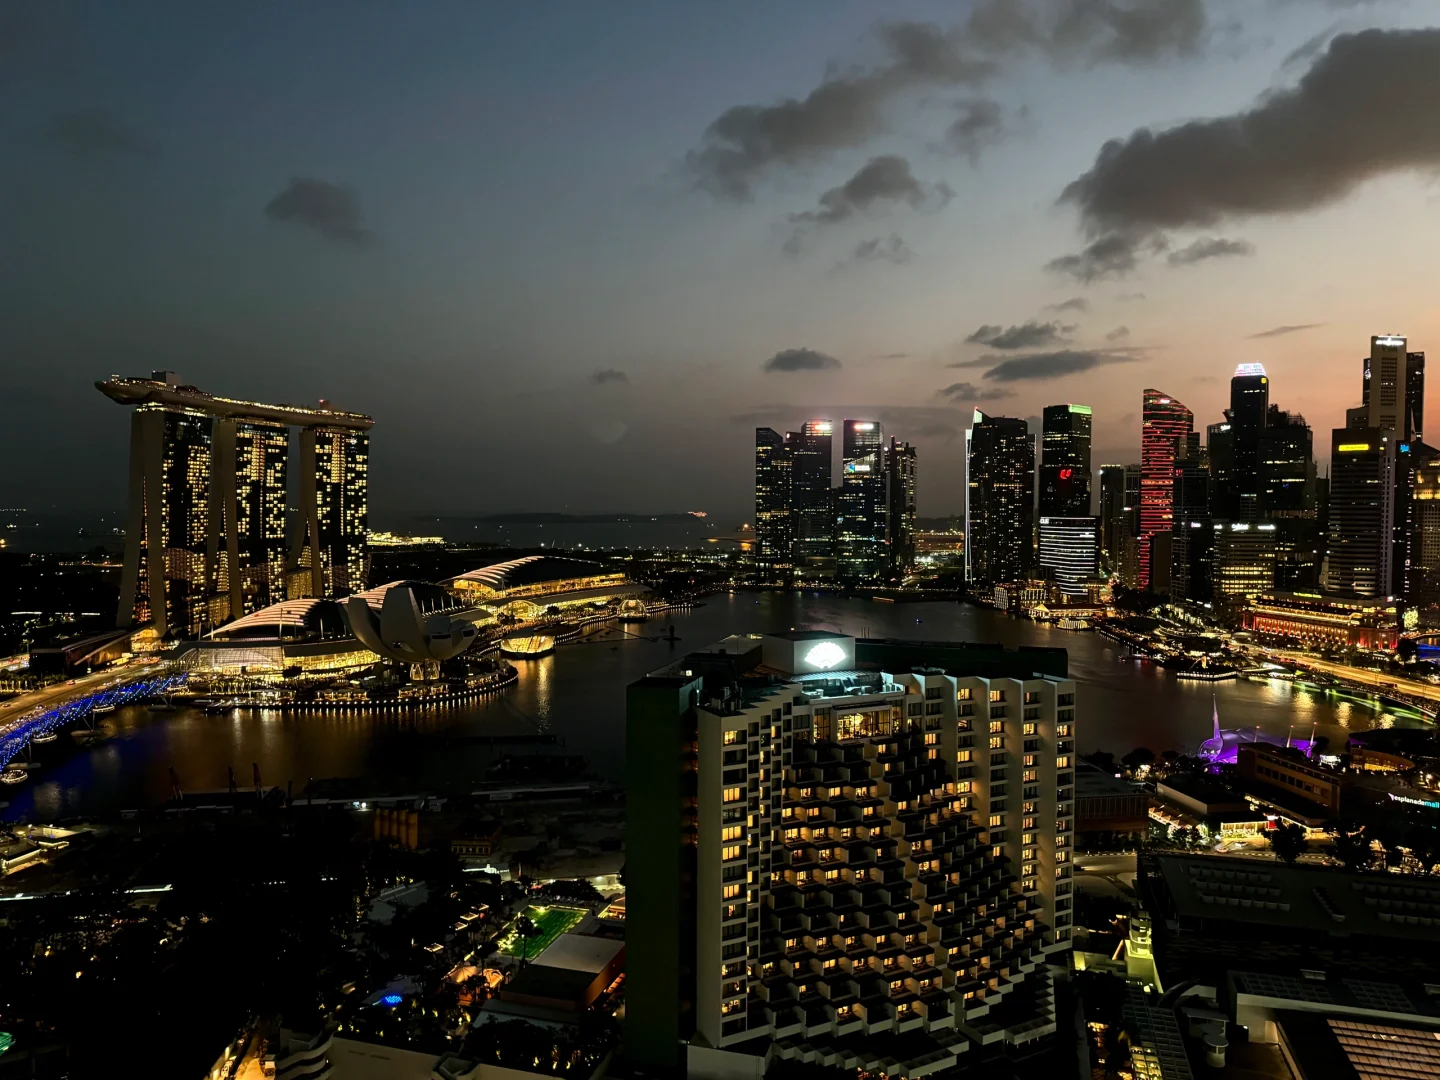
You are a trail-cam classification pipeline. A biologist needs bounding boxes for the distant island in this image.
[454,512,713,525]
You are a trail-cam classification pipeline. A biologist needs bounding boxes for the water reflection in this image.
[2,593,1429,822]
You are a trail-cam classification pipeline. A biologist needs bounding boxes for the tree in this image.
[1267,822,1307,866]
[1398,638,1419,663]
[1122,747,1156,772]
[514,914,543,966]
[1327,823,1376,873]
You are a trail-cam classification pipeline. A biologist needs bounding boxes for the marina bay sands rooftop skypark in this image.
[97,372,374,429]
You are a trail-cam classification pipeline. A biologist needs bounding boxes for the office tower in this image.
[884,437,918,578]
[1212,522,1278,605]
[1206,421,1236,520]
[1406,351,1426,443]
[1322,430,1396,597]
[1139,390,1193,590]
[836,420,886,584]
[1169,452,1212,603]
[965,411,1035,586]
[1228,363,1269,521]
[790,420,835,579]
[297,426,370,599]
[1039,404,1092,517]
[1119,464,1142,587]
[1098,464,1125,568]
[1258,410,1315,515]
[1362,334,1409,430]
[1410,462,1440,623]
[1038,517,1098,597]
[101,372,373,637]
[211,419,289,619]
[754,428,793,578]
[625,632,1075,1076]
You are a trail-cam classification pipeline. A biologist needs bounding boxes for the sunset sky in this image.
[4,1,1439,521]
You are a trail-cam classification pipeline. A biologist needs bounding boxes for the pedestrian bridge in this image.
[0,672,188,768]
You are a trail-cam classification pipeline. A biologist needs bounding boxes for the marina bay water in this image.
[3,593,1425,822]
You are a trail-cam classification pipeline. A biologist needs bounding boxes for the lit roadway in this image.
[1266,649,1440,705]
[0,661,159,725]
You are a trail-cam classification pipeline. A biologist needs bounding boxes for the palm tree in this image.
[514,914,543,966]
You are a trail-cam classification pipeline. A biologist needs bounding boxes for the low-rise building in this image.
[1237,744,1344,816]
[1243,591,1399,651]
[498,932,625,1013]
[1074,759,1148,847]
[450,817,503,858]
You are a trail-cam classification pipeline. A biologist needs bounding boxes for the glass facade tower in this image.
[837,420,886,583]
[1140,389,1193,590]
[965,411,1035,586]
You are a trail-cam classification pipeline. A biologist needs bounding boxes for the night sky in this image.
[4,1,1439,522]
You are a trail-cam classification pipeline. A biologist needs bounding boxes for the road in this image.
[1267,650,1440,705]
[0,660,160,729]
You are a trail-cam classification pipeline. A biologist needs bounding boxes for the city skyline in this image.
[5,5,1440,518]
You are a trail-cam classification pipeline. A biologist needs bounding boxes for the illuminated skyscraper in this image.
[1098,464,1125,569]
[1038,517,1097,597]
[790,419,835,578]
[298,426,370,598]
[100,372,374,638]
[1323,429,1396,597]
[884,437,917,577]
[1228,363,1269,521]
[1120,463,1142,587]
[965,411,1034,585]
[1039,404,1092,517]
[754,428,793,578]
[1140,389,1192,590]
[836,420,886,583]
[1362,334,1409,430]
[1406,351,1425,443]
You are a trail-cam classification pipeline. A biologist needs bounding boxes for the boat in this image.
[31,730,58,744]
[0,767,26,785]
[71,728,108,744]
[94,703,117,715]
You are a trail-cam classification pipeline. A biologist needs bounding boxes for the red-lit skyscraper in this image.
[1140,389,1192,590]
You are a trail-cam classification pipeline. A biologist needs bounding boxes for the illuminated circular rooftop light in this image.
[804,641,846,669]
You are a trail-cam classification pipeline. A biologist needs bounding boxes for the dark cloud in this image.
[33,109,157,157]
[762,348,842,373]
[1045,232,1147,282]
[938,381,1016,402]
[1106,325,1131,341]
[1047,297,1090,313]
[788,156,952,235]
[847,234,915,266]
[965,320,1074,350]
[590,369,629,385]
[980,349,1141,382]
[1249,322,1323,339]
[1166,236,1254,266]
[944,97,1029,163]
[875,352,912,359]
[263,177,371,244]
[1061,29,1440,235]
[688,5,1212,198]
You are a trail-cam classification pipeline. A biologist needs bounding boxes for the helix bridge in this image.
[0,671,189,770]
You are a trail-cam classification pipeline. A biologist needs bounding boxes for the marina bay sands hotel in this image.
[98,372,373,642]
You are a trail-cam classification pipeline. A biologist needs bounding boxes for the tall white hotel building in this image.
[625,631,1076,1077]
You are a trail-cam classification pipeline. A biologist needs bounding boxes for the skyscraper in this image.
[1120,463,1142,587]
[1258,410,1316,515]
[1406,351,1425,443]
[754,428,793,578]
[1228,363,1269,521]
[1206,421,1236,520]
[1097,464,1126,569]
[836,420,886,583]
[1140,390,1193,590]
[100,372,374,638]
[965,411,1035,586]
[297,425,370,599]
[1212,522,1278,605]
[1363,334,1409,430]
[1039,404,1092,517]
[1169,450,1212,603]
[884,437,917,578]
[1322,429,1396,597]
[1039,517,1098,597]
[790,419,835,579]
[625,632,1075,1075]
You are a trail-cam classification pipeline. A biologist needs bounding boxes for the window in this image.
[989,719,1005,733]
[722,825,743,842]
[1022,722,1037,736]
[988,814,1005,827]
[722,844,743,861]
[908,702,923,716]
[1023,769,1038,782]
[1024,691,1041,703]
[957,687,973,701]
[989,736,1004,749]
[1023,816,1037,829]
[723,883,742,899]
[723,787,743,803]
[723,730,743,745]
[1056,723,1072,737]
[957,750,972,763]
[1056,755,1072,769]
[926,686,943,700]
[989,689,1005,702]
[1022,832,1036,844]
